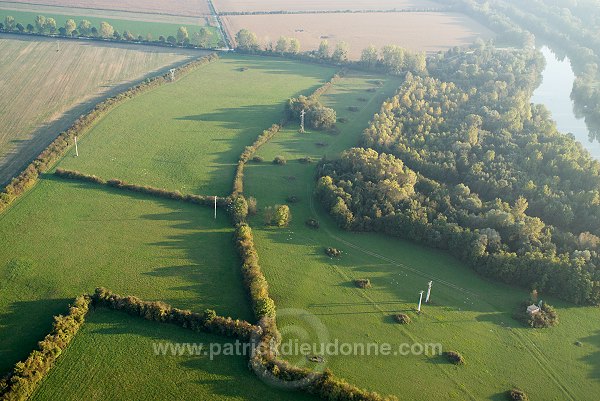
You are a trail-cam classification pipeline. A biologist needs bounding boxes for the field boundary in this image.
[0,52,219,217]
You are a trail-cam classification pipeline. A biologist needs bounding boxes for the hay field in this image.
[213,0,440,13]
[0,35,200,185]
[222,12,494,59]
[5,0,212,17]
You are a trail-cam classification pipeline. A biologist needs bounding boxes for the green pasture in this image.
[58,54,335,196]
[242,72,600,400]
[0,177,249,374]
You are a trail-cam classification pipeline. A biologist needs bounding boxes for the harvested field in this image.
[213,0,440,13]
[4,0,212,17]
[223,12,494,59]
[0,35,201,185]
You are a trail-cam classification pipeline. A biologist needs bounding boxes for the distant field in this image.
[58,55,335,196]
[213,0,440,13]
[0,35,200,185]
[222,12,494,59]
[0,178,249,374]
[31,309,316,401]
[4,0,212,17]
[0,6,218,39]
[242,72,600,400]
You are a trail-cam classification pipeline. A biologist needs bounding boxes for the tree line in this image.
[234,29,427,75]
[317,43,600,305]
[0,15,223,48]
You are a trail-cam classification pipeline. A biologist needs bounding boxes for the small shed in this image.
[527,304,541,315]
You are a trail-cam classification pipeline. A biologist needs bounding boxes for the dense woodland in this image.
[317,43,600,305]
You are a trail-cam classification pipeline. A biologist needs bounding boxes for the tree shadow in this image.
[579,330,600,383]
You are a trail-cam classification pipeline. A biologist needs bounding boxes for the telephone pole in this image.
[214,196,217,219]
[426,281,433,303]
[300,109,305,133]
[418,290,424,313]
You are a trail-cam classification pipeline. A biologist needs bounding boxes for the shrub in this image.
[273,156,287,165]
[445,351,465,365]
[305,218,320,229]
[357,97,368,102]
[286,195,300,204]
[298,156,312,164]
[508,388,529,401]
[315,142,328,147]
[247,196,258,216]
[348,106,359,112]
[394,313,411,324]
[273,204,291,227]
[325,247,341,257]
[338,117,348,123]
[252,156,264,162]
[231,195,249,224]
[355,279,371,289]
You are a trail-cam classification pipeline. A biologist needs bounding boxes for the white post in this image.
[74,136,79,157]
[418,290,424,312]
[300,109,305,133]
[214,196,217,219]
[170,68,176,81]
[426,281,433,303]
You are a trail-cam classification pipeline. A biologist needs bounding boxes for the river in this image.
[531,46,600,159]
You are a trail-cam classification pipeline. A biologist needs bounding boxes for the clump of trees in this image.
[273,156,287,165]
[325,247,342,258]
[515,301,559,329]
[355,279,371,289]
[394,313,411,324]
[444,351,465,365]
[287,96,337,130]
[508,388,529,401]
[305,218,320,229]
[0,295,90,400]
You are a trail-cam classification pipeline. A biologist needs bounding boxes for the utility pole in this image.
[426,281,433,303]
[214,196,217,219]
[418,290,424,313]
[74,136,79,157]
[300,109,305,133]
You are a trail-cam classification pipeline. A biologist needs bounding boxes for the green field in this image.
[58,55,335,197]
[0,177,249,374]
[243,73,600,400]
[0,8,220,44]
[30,309,316,401]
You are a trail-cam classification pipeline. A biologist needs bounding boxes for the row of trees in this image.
[0,296,90,401]
[316,44,600,305]
[234,29,427,74]
[0,53,219,216]
[0,15,221,47]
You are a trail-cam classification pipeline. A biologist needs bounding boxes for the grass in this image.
[243,72,600,400]
[57,54,336,196]
[0,177,250,375]
[0,35,198,185]
[30,308,317,401]
[0,8,220,43]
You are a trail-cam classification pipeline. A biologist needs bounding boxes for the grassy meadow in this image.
[58,54,335,196]
[242,73,600,400]
[30,309,317,401]
[0,177,250,374]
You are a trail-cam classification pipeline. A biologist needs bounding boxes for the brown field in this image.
[0,34,202,185]
[5,0,212,17]
[213,0,440,13]
[223,12,495,59]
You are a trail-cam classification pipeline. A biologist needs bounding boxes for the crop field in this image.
[222,12,494,59]
[0,5,219,40]
[242,73,600,400]
[30,309,316,401]
[0,177,250,374]
[0,35,200,185]
[4,0,212,17]
[213,0,440,13]
[58,55,335,196]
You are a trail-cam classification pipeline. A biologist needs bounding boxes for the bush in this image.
[394,313,411,324]
[273,204,291,227]
[348,106,359,112]
[298,156,312,164]
[273,156,287,165]
[508,388,529,401]
[305,218,320,229]
[252,156,264,162]
[325,247,341,257]
[338,117,348,123]
[231,195,249,224]
[286,195,300,204]
[247,196,258,216]
[445,351,465,365]
[355,279,371,289]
